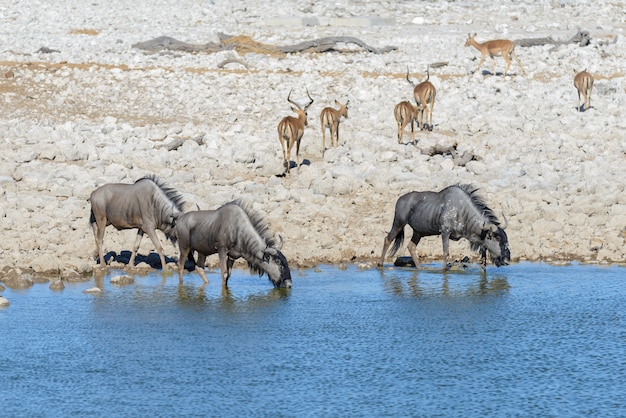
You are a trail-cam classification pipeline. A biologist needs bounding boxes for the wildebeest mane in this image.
[456,184,501,253]
[137,175,186,213]
[227,199,278,277]
[457,184,500,227]
[229,199,277,248]
[136,175,186,242]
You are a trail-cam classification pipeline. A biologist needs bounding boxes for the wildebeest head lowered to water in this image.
[176,199,292,288]
[379,184,510,270]
[89,175,186,269]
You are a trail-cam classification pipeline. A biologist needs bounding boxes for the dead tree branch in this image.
[133,34,396,55]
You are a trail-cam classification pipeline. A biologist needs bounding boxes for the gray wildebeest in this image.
[176,199,292,288]
[89,175,186,269]
[378,184,510,270]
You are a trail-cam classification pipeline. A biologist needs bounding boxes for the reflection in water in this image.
[381,267,510,298]
[175,281,291,311]
[2,263,626,418]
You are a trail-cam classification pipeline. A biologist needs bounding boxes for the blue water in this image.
[2,262,625,417]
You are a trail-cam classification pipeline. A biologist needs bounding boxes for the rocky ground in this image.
[0,0,624,281]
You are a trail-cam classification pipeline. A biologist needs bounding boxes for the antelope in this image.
[406,66,436,131]
[394,100,419,145]
[464,33,526,77]
[320,100,349,155]
[277,89,314,173]
[574,69,594,112]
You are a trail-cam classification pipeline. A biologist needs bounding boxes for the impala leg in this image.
[286,139,295,173]
[426,106,431,131]
[321,127,326,155]
[503,56,512,77]
[279,136,287,168]
[474,55,486,74]
[295,139,302,169]
[334,125,339,147]
[512,52,526,75]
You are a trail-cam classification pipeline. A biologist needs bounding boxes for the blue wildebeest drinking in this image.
[378,184,510,270]
[176,200,292,288]
[89,175,186,269]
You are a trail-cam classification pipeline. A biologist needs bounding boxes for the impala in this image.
[277,89,314,173]
[394,100,419,145]
[406,66,436,131]
[574,69,594,112]
[464,33,526,77]
[320,100,349,155]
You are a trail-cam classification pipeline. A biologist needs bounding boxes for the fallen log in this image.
[278,36,397,54]
[133,34,396,55]
[514,29,592,48]
[157,134,206,151]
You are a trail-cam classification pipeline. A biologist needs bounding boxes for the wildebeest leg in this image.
[195,253,209,283]
[92,218,107,267]
[218,249,231,287]
[227,257,235,280]
[479,247,487,270]
[128,230,144,267]
[441,232,450,270]
[145,228,167,270]
[178,245,190,283]
[407,231,422,269]
[378,232,398,267]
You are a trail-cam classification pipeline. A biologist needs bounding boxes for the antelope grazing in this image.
[320,100,349,155]
[574,69,594,112]
[406,66,436,131]
[394,100,419,145]
[464,33,526,77]
[277,89,314,173]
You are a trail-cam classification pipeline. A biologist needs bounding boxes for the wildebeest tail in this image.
[389,229,405,257]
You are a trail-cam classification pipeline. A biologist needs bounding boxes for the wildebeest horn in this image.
[276,234,284,250]
[483,222,498,233]
[501,213,509,229]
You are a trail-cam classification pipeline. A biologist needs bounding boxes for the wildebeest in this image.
[89,175,186,269]
[176,199,292,288]
[378,184,510,270]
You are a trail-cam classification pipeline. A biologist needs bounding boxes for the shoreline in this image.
[0,1,625,281]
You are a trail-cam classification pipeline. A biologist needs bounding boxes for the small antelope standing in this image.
[277,89,314,173]
[394,100,419,145]
[320,100,349,155]
[574,69,594,112]
[406,66,436,131]
[464,33,526,77]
